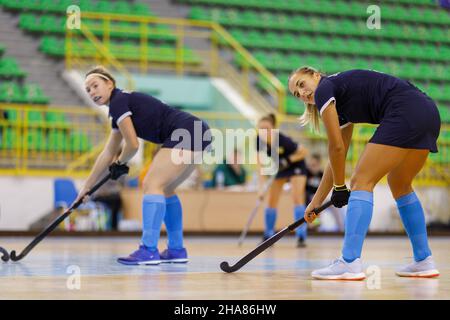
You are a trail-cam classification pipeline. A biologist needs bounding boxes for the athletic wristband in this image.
[334,184,346,188]
[333,184,348,191]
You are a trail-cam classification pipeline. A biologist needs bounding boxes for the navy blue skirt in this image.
[162,118,212,152]
[276,160,308,179]
[370,90,441,153]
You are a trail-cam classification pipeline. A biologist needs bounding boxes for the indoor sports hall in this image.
[0,0,449,301]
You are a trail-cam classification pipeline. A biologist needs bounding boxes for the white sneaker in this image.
[396,256,440,278]
[311,257,366,280]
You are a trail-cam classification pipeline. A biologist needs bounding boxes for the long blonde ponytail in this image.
[299,102,320,133]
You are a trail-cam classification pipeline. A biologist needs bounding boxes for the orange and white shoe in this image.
[396,256,440,278]
[311,257,366,281]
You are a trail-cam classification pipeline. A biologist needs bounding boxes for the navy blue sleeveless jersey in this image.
[314,70,440,152]
[108,88,211,151]
[306,169,323,203]
[257,132,307,179]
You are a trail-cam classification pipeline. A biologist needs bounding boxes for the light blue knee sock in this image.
[164,195,184,250]
[396,192,431,262]
[294,205,307,240]
[342,191,373,263]
[141,194,166,250]
[264,207,277,237]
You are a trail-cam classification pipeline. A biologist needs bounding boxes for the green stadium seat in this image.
[286,96,305,115]
[70,131,92,152]
[113,1,132,15]
[0,82,25,103]
[346,39,362,55]
[370,60,389,72]
[132,3,151,16]
[19,14,36,32]
[401,63,418,79]
[236,32,254,48]
[1,127,18,150]
[238,11,258,27]
[26,128,46,151]
[48,129,69,152]
[40,36,201,64]
[189,7,208,20]
[23,84,50,104]
[434,64,449,81]
[429,27,446,42]
[40,37,62,56]
[45,0,69,12]
[0,58,27,78]
[4,0,152,15]
[46,111,68,125]
[20,13,176,43]
[290,16,309,32]
[438,106,450,123]
[26,110,44,124]
[340,20,358,36]
[40,15,60,33]
[4,109,18,123]
[192,4,450,44]
[355,58,371,70]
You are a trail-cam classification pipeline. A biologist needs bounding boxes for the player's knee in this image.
[392,188,413,199]
[267,197,278,208]
[142,178,165,194]
[350,174,375,191]
[387,175,412,199]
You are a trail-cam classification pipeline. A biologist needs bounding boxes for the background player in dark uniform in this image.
[289,67,440,280]
[256,114,309,247]
[75,66,211,266]
[306,153,344,232]
[305,153,324,205]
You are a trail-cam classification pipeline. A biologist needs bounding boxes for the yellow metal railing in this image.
[0,106,448,186]
[290,120,450,188]
[66,19,135,91]
[64,12,285,114]
[0,104,109,177]
[193,112,450,187]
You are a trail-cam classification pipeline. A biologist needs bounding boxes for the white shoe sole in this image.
[396,269,440,278]
[161,259,189,264]
[312,272,366,281]
[137,260,161,265]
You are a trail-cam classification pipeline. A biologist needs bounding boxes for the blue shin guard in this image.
[264,207,277,237]
[396,192,431,262]
[164,195,184,250]
[141,194,166,250]
[294,205,307,240]
[342,191,373,263]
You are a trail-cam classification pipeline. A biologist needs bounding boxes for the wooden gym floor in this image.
[0,236,448,300]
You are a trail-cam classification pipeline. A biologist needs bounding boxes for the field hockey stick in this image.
[220,200,332,273]
[0,173,111,263]
[237,174,276,246]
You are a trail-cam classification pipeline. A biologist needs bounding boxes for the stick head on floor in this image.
[0,247,10,262]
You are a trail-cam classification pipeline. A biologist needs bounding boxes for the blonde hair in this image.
[288,66,324,132]
[85,65,116,87]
